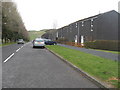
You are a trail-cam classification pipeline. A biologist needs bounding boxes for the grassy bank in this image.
[28,31,46,40]
[46,45,119,88]
[0,42,16,47]
[90,49,120,54]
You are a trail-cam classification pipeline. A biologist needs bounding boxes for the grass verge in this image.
[28,31,46,40]
[1,42,16,47]
[46,45,119,88]
[90,49,120,54]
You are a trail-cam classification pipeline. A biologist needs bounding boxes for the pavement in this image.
[58,44,119,61]
[2,42,99,88]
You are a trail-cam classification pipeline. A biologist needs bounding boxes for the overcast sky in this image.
[13,0,119,31]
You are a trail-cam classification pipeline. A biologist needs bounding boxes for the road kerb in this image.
[46,47,110,89]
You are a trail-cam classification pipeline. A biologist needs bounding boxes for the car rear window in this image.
[18,39,23,41]
[35,40,44,42]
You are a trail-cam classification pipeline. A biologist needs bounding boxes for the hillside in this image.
[28,30,46,40]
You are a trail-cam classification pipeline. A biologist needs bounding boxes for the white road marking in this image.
[3,43,28,63]
[16,48,21,52]
[4,53,15,63]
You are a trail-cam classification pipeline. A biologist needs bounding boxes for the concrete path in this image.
[58,44,119,61]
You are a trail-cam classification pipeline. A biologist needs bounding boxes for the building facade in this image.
[42,10,119,43]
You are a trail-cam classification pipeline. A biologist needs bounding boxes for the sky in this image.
[13,0,119,31]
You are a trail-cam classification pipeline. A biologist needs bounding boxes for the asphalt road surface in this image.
[2,44,23,62]
[2,42,99,88]
[58,44,119,61]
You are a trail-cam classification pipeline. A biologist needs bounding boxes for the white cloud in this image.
[14,0,119,30]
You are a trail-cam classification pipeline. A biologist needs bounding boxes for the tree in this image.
[2,1,30,43]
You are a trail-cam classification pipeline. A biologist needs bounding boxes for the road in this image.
[2,44,23,62]
[2,42,99,88]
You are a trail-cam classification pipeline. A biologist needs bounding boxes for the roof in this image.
[57,10,118,30]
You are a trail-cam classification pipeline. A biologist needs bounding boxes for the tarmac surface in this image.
[2,42,99,88]
[2,44,23,62]
[58,44,119,61]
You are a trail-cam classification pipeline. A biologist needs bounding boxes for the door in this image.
[81,35,84,43]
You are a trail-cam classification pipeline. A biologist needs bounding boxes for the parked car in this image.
[33,39,45,48]
[45,40,57,45]
[17,39,25,44]
[43,39,51,42]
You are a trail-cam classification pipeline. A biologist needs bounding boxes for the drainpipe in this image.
[77,22,80,44]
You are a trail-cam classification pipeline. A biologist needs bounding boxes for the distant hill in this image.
[28,29,56,40]
[28,30,46,40]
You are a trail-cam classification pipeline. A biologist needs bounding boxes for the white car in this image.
[33,39,45,48]
[17,39,25,44]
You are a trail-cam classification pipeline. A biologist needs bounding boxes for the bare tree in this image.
[2,1,30,43]
[52,20,57,29]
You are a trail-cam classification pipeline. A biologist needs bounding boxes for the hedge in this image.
[56,38,68,43]
[84,40,120,51]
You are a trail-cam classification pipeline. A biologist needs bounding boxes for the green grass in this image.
[28,31,46,40]
[46,45,119,88]
[0,42,16,47]
[90,49,120,54]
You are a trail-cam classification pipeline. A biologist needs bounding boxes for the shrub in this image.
[84,40,120,51]
[56,38,68,43]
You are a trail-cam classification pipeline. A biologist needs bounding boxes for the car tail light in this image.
[34,41,38,44]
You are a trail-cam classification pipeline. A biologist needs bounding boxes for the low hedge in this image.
[84,40,120,51]
[56,38,68,43]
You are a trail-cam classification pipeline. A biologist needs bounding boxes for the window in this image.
[76,23,78,28]
[91,29,93,32]
[91,18,93,21]
[35,40,44,42]
[76,23,77,25]
[91,24,93,27]
[82,21,84,26]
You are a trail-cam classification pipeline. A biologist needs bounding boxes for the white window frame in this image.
[82,21,84,26]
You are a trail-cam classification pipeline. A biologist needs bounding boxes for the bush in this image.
[56,38,68,43]
[84,40,120,51]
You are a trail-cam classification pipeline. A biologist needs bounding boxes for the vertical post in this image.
[91,18,94,41]
[77,22,80,44]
